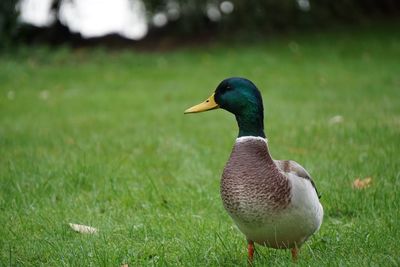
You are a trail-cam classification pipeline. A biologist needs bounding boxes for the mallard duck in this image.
[185,77,323,262]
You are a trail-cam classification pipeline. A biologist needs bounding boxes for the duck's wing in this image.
[274,160,321,199]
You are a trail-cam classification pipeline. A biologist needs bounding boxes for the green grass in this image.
[1,24,400,266]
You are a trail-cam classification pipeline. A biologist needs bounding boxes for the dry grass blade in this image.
[329,115,344,124]
[69,223,98,234]
[352,177,372,189]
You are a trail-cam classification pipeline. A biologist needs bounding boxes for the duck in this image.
[184,77,323,263]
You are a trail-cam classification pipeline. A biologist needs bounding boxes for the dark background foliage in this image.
[0,0,399,49]
[0,0,20,47]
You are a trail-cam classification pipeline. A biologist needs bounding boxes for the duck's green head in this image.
[185,77,265,138]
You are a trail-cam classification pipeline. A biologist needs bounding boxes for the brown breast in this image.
[220,138,291,223]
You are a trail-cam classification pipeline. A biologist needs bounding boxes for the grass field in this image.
[1,23,399,266]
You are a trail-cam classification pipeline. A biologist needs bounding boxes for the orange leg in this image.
[248,240,255,264]
[291,247,298,262]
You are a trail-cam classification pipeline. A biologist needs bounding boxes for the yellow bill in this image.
[184,93,219,114]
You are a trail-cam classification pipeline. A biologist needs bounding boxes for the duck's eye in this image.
[206,100,210,102]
